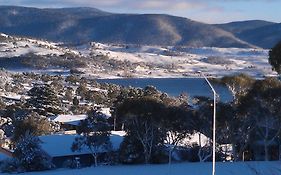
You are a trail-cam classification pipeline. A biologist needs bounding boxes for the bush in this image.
[0,158,22,173]
[118,136,144,164]
[13,133,55,172]
[177,147,199,162]
[150,146,169,164]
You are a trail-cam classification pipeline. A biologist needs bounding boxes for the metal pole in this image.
[199,72,216,175]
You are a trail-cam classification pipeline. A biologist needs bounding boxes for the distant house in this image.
[53,108,112,131]
[0,94,30,105]
[53,114,88,130]
[39,131,125,167]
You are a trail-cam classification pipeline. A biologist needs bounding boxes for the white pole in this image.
[199,72,217,175]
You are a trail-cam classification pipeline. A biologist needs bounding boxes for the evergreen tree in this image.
[269,41,281,75]
[27,84,62,115]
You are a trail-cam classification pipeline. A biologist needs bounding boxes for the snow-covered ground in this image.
[0,33,79,58]
[3,161,280,175]
[0,33,277,78]
[82,43,277,79]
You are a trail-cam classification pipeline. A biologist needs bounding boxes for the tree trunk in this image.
[144,149,149,164]
[232,143,238,161]
[264,142,269,161]
[93,154,98,167]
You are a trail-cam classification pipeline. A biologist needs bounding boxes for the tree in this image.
[65,87,74,102]
[269,41,281,75]
[27,84,62,115]
[221,74,255,104]
[12,112,53,143]
[192,96,214,162]
[76,82,88,101]
[161,106,194,146]
[238,78,281,161]
[72,108,111,166]
[13,132,54,172]
[116,97,166,164]
[72,96,79,106]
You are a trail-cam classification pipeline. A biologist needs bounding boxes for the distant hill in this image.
[0,6,254,48]
[236,23,281,49]
[215,20,275,35]
[215,20,281,48]
[1,6,281,48]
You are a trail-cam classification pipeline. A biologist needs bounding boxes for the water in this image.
[96,78,232,102]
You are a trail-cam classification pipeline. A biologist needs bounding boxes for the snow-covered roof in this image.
[101,108,111,118]
[39,131,125,157]
[0,94,30,101]
[177,132,209,147]
[0,152,10,161]
[53,114,88,126]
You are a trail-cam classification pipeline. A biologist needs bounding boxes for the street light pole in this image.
[199,72,217,175]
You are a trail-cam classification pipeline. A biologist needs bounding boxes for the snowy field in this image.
[0,33,278,78]
[84,43,277,79]
[3,161,280,175]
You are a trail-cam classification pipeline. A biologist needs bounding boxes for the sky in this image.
[0,0,280,24]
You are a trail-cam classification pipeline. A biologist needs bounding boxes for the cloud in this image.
[0,0,205,9]
[0,0,278,8]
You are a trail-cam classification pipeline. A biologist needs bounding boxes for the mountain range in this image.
[0,6,280,48]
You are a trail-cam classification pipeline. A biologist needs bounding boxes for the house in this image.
[53,108,112,131]
[39,131,125,167]
[53,114,88,130]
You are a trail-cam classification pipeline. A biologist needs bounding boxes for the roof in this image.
[100,108,111,118]
[0,153,9,161]
[39,131,125,157]
[53,114,88,126]
[0,147,13,161]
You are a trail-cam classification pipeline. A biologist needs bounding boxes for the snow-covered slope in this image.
[81,43,277,78]
[0,33,78,58]
[0,34,277,79]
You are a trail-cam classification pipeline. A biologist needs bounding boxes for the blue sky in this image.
[0,0,280,23]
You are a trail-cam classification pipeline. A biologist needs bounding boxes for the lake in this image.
[96,78,232,102]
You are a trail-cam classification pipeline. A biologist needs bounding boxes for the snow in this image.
[180,132,209,147]
[0,93,30,101]
[2,161,280,175]
[0,33,79,58]
[100,108,111,118]
[53,114,88,126]
[82,43,277,79]
[0,33,277,79]
[39,131,125,157]
[0,33,9,38]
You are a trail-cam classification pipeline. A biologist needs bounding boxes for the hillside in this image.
[215,20,275,35]
[237,23,281,48]
[0,6,254,48]
[216,20,281,48]
[0,32,86,70]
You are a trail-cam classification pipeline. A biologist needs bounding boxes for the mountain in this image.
[215,20,275,35]
[236,23,281,49]
[0,6,254,48]
[215,20,281,48]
